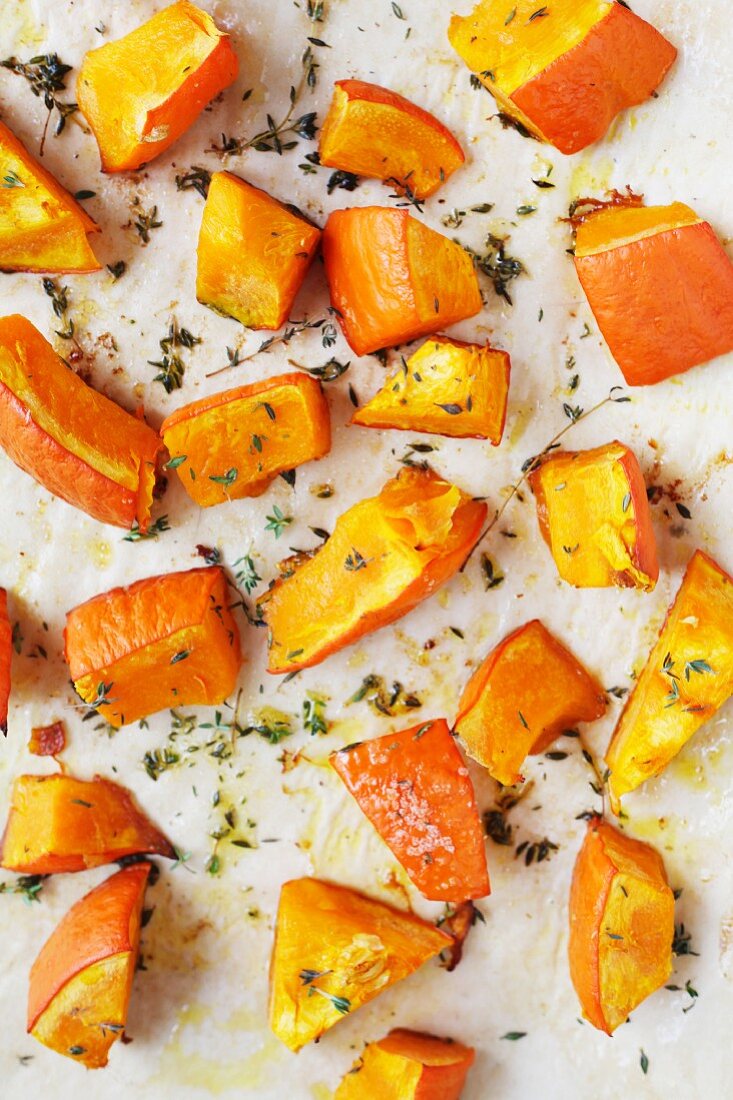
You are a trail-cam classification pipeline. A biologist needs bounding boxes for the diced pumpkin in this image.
[448,0,676,154]
[0,120,100,273]
[322,207,482,356]
[0,315,162,530]
[335,1028,475,1100]
[352,336,510,442]
[28,863,149,1067]
[160,372,331,506]
[1,773,174,873]
[261,467,486,674]
[569,817,674,1034]
[319,79,464,199]
[77,0,238,172]
[0,588,10,735]
[28,722,66,757]
[605,550,733,810]
[331,719,489,902]
[196,171,321,330]
[269,877,451,1051]
[65,566,241,728]
[454,619,606,785]
[528,440,658,591]
[574,200,733,385]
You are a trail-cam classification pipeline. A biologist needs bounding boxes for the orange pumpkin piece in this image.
[65,566,241,728]
[160,372,330,507]
[322,207,482,356]
[335,1028,475,1100]
[448,0,676,155]
[352,335,510,442]
[528,440,658,591]
[0,315,162,531]
[569,817,674,1034]
[0,120,100,272]
[1,773,174,873]
[0,588,10,736]
[29,721,66,757]
[77,1,238,172]
[261,467,486,674]
[319,79,465,200]
[331,719,489,902]
[574,200,733,386]
[28,863,150,1067]
[269,877,451,1051]
[197,171,322,330]
[605,550,733,811]
[454,619,606,786]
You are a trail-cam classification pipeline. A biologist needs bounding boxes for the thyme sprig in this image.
[1,53,79,154]
[149,318,201,393]
[205,317,332,379]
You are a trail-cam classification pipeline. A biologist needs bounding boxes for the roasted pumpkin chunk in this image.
[335,1028,476,1100]
[529,440,658,591]
[569,818,674,1034]
[0,588,9,736]
[454,619,606,786]
[261,467,486,674]
[331,719,490,902]
[322,207,482,356]
[65,566,241,728]
[160,372,330,506]
[574,199,733,385]
[319,79,464,199]
[269,878,451,1051]
[28,863,149,1067]
[606,550,733,810]
[448,0,676,154]
[77,0,238,172]
[197,171,321,330]
[0,315,162,530]
[1,774,174,873]
[352,336,510,442]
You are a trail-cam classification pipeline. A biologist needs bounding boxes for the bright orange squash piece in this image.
[454,619,606,785]
[65,566,241,728]
[261,467,486,674]
[606,550,733,811]
[160,372,331,506]
[0,315,162,530]
[319,79,465,199]
[448,0,676,154]
[569,818,674,1034]
[1,773,174,873]
[322,207,482,356]
[529,440,659,591]
[77,1,238,172]
[197,171,322,330]
[28,863,149,1067]
[574,200,733,386]
[352,335,510,442]
[0,588,9,736]
[335,1028,476,1100]
[331,719,489,902]
[269,877,451,1051]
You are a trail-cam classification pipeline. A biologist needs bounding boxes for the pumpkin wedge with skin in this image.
[335,1028,476,1100]
[28,863,149,1067]
[261,467,486,674]
[569,818,674,1034]
[160,372,331,506]
[0,120,100,272]
[448,0,676,155]
[0,315,162,530]
[322,207,482,356]
[77,1,238,172]
[0,588,9,735]
[197,172,321,330]
[331,720,489,902]
[1,774,174,873]
[574,200,733,386]
[319,80,464,199]
[270,878,451,1051]
[529,440,658,591]
[606,550,733,811]
[65,566,240,728]
[454,620,606,786]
